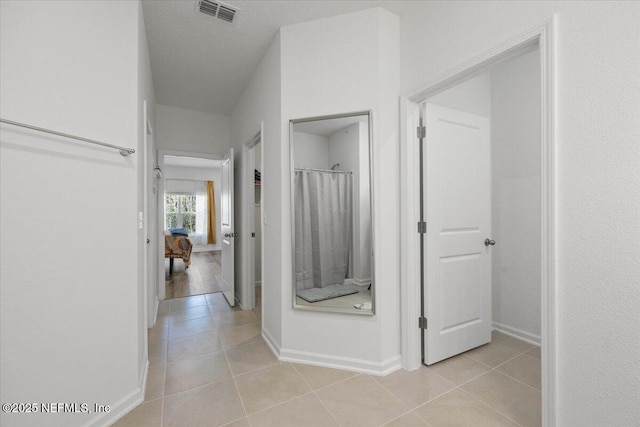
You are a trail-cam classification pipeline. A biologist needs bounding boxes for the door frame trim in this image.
[142,100,155,329]
[241,126,263,310]
[156,149,225,302]
[399,18,557,426]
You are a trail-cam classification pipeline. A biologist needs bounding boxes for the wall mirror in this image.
[290,111,374,315]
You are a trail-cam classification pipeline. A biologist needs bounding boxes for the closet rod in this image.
[0,118,135,156]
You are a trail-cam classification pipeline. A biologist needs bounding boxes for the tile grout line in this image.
[405,407,437,427]
[160,336,168,427]
[492,369,542,393]
[477,345,542,392]
[369,368,458,427]
[303,371,362,394]
[231,360,283,378]
[373,373,459,426]
[347,374,409,425]
[226,361,337,423]
[405,378,526,427]
[453,343,539,426]
[415,344,537,426]
[421,359,483,387]
[162,311,234,400]
[243,390,317,420]
[224,346,252,427]
[457,387,526,427]
[382,408,429,427]
[464,341,532,368]
[290,363,344,427]
[370,371,457,414]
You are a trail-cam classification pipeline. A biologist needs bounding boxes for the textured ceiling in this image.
[142,0,407,115]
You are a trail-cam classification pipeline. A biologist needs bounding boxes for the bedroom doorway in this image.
[157,151,226,301]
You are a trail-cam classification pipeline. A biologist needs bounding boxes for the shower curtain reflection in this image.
[294,170,352,291]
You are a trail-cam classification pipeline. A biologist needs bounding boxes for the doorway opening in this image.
[157,151,225,301]
[422,44,542,364]
[401,20,555,426]
[240,129,263,312]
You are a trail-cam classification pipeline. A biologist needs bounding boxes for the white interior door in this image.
[423,102,492,365]
[221,148,235,306]
[146,129,156,325]
[157,154,166,301]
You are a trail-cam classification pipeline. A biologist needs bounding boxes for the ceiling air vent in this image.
[197,0,238,23]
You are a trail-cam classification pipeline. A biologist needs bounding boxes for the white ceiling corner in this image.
[142,0,407,116]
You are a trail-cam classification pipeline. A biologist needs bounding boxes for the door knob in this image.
[224,233,229,238]
[234,232,239,238]
[484,238,496,246]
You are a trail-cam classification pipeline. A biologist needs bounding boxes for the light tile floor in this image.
[115,291,540,427]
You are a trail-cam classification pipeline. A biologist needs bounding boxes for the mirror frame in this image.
[290,110,375,316]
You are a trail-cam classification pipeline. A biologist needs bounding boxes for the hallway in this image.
[114,289,540,427]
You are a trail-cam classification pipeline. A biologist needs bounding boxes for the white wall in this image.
[0,1,145,426]
[293,132,329,169]
[429,72,492,116]
[491,49,541,340]
[230,32,282,337]
[156,104,230,155]
[280,8,401,372]
[401,2,640,424]
[163,165,222,250]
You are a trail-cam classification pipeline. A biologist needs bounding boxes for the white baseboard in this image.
[85,360,148,427]
[140,358,149,400]
[150,297,160,328]
[262,327,281,357]
[261,326,401,376]
[278,348,402,376]
[235,295,247,311]
[492,321,541,346]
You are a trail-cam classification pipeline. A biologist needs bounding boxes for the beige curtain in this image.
[207,181,216,244]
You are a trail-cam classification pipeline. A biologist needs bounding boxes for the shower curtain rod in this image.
[295,167,352,174]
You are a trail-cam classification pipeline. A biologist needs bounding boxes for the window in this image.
[165,194,197,234]
[164,179,209,245]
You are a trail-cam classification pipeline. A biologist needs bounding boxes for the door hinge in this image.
[251,232,256,237]
[417,125,426,139]
[418,316,428,329]
[417,221,427,234]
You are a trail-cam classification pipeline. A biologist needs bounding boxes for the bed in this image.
[164,231,193,274]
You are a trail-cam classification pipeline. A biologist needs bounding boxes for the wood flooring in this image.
[165,250,222,299]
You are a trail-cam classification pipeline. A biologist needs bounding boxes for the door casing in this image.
[221,148,235,306]
[399,18,556,426]
[241,126,263,310]
[156,149,225,304]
